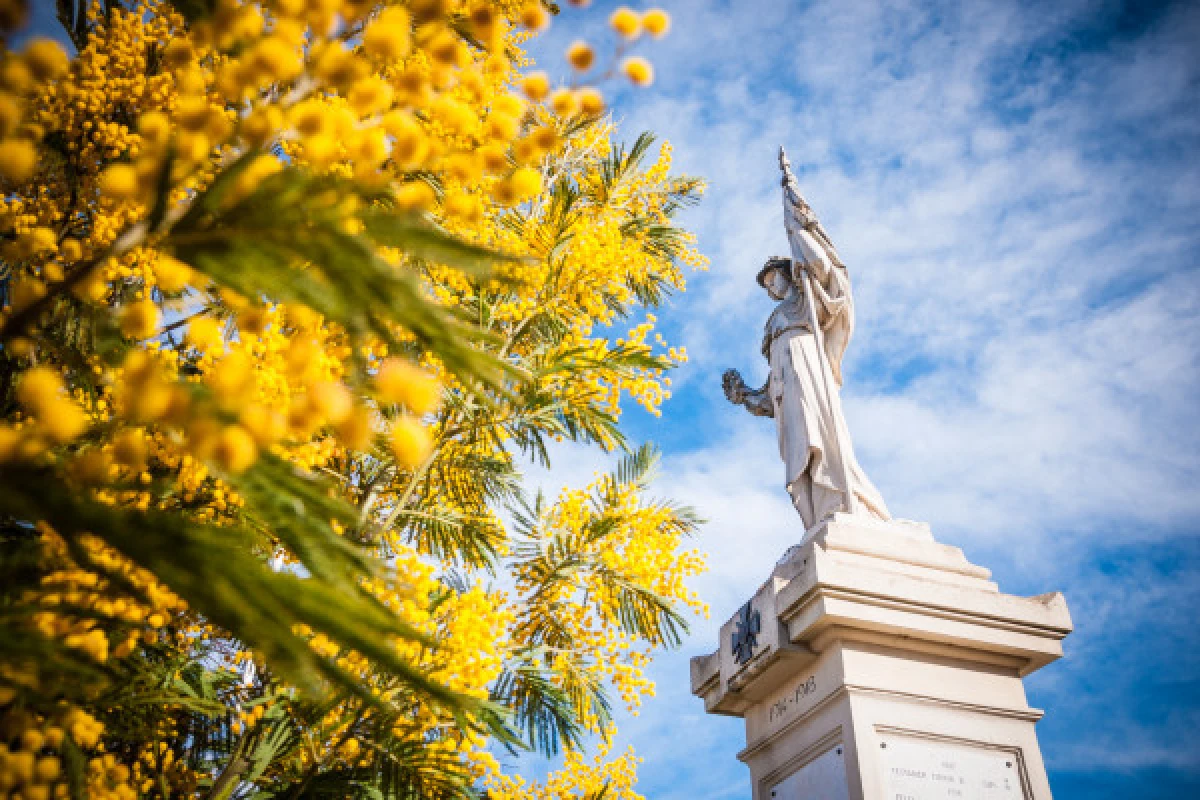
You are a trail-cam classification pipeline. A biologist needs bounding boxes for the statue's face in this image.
[764,267,790,300]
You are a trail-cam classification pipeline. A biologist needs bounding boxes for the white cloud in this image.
[607,0,1200,545]
[521,0,1200,788]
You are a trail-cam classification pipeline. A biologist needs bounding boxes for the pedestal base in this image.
[691,515,1072,800]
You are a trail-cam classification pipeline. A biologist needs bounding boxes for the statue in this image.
[722,148,890,530]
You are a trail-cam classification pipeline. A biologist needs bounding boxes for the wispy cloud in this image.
[605,0,1200,547]
[524,0,1200,794]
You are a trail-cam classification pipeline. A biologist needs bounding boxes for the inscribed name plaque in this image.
[880,736,1026,800]
[768,745,848,800]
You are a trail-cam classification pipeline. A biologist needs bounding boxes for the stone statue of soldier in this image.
[722,149,890,530]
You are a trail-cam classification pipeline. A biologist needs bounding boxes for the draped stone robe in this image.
[744,195,890,529]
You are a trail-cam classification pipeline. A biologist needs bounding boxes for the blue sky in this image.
[18,0,1198,795]
[524,0,1200,797]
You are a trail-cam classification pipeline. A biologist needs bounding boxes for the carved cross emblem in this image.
[731,600,761,665]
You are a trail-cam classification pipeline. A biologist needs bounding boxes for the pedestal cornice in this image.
[690,514,1073,717]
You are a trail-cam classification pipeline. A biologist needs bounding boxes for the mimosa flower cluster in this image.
[0,1,705,797]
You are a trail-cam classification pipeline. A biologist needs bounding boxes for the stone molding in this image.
[691,514,1073,718]
[692,515,1071,799]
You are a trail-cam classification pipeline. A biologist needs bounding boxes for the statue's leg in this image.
[805,434,848,524]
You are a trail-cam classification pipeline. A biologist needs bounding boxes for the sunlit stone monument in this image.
[692,150,1073,800]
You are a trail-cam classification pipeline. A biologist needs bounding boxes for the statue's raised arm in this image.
[780,147,845,271]
[777,147,855,384]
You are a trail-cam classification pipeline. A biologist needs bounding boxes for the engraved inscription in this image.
[881,737,1025,799]
[768,675,817,723]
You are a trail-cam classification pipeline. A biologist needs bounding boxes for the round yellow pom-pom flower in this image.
[384,112,430,169]
[335,405,373,452]
[0,138,35,182]
[520,1,550,31]
[138,110,171,150]
[622,57,654,86]
[185,316,224,352]
[60,238,82,263]
[578,88,605,116]
[443,191,483,223]
[609,7,641,39]
[113,428,148,470]
[161,37,194,71]
[70,448,112,484]
[44,400,88,445]
[251,36,303,83]
[0,425,22,463]
[311,381,353,425]
[491,180,518,206]
[17,367,65,417]
[480,143,509,173]
[215,425,258,473]
[17,367,88,444]
[18,228,56,258]
[509,166,543,201]
[390,416,432,467]
[348,75,393,117]
[154,255,193,293]
[99,164,142,201]
[551,89,579,116]
[119,300,160,340]
[425,28,466,68]
[241,404,285,446]
[363,7,411,61]
[1,58,32,94]
[468,5,499,40]
[240,105,283,148]
[374,359,441,414]
[521,71,550,102]
[530,124,559,152]
[9,277,44,311]
[22,38,69,80]
[643,9,671,37]
[566,41,594,71]
[393,181,435,212]
[0,93,19,137]
[34,755,61,783]
[290,100,330,137]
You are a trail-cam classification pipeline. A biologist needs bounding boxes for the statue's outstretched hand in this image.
[722,369,746,404]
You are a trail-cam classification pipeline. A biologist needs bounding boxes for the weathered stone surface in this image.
[721,149,890,529]
[691,514,1072,800]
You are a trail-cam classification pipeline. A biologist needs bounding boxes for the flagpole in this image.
[780,147,858,517]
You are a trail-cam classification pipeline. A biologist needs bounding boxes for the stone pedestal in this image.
[690,514,1072,800]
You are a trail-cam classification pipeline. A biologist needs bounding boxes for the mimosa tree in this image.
[0,1,705,797]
